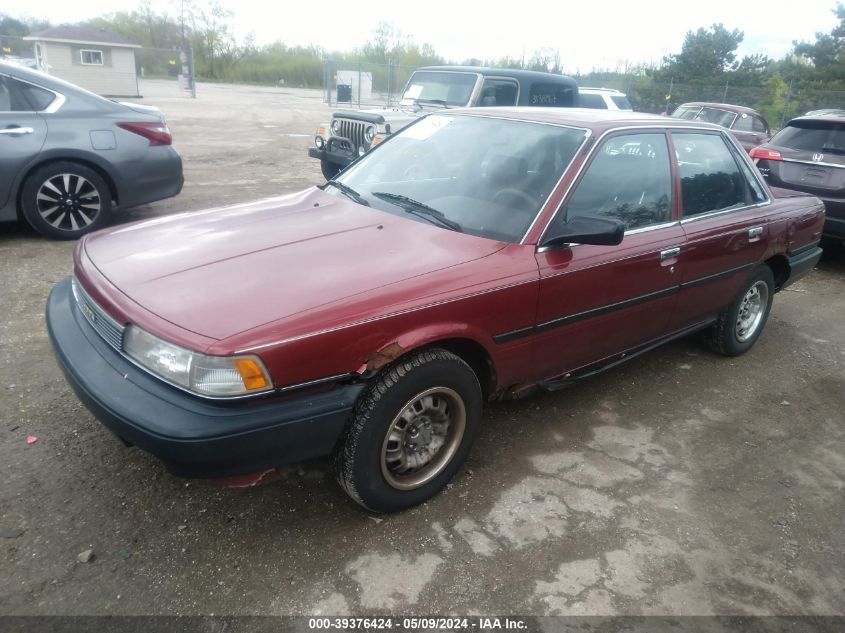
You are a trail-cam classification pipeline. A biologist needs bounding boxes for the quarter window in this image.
[80,49,104,65]
[752,117,768,133]
[561,132,672,230]
[673,132,758,217]
[732,113,753,132]
[578,93,608,109]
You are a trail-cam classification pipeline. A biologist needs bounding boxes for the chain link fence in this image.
[321,59,417,108]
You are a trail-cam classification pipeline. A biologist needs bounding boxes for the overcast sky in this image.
[16,0,842,71]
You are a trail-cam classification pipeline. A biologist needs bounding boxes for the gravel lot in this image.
[1,80,844,618]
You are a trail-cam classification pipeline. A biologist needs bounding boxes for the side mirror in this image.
[540,216,625,248]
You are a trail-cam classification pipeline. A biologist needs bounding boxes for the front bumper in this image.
[307,138,357,168]
[46,278,364,478]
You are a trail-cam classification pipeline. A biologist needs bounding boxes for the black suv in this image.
[751,113,845,242]
[308,66,579,180]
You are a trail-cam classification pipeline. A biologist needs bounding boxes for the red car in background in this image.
[671,102,771,152]
[47,109,824,512]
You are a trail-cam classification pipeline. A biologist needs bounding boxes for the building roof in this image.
[24,25,141,48]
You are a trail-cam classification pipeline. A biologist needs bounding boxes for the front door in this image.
[532,130,684,380]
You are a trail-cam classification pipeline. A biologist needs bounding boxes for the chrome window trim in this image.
[781,156,845,170]
[679,200,772,224]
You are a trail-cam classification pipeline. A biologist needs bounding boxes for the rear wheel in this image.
[335,349,483,513]
[707,266,774,356]
[21,162,111,240]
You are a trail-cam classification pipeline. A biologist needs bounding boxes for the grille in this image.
[334,118,368,151]
[71,278,125,352]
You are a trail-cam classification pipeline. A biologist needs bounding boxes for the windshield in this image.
[771,119,845,152]
[334,114,587,242]
[399,71,478,107]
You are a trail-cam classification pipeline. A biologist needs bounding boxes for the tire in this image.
[707,266,775,356]
[335,349,483,513]
[320,159,340,181]
[21,161,111,240]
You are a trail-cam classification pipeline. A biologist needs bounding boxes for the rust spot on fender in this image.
[365,342,406,371]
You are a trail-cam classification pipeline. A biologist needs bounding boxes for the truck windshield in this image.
[400,72,478,107]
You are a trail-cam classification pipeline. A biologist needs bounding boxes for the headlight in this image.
[330,119,340,134]
[364,125,376,143]
[315,136,325,149]
[124,326,273,398]
[358,146,366,157]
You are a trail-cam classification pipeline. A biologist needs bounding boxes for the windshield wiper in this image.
[415,98,449,108]
[372,191,462,232]
[323,180,369,206]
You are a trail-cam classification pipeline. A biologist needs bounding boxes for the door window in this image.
[673,132,765,218]
[556,132,672,230]
[732,113,753,132]
[478,78,518,107]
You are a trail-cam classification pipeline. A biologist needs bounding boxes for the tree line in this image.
[3,2,845,126]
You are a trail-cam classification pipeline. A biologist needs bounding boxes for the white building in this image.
[25,26,140,97]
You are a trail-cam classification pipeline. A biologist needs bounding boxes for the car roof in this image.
[579,87,625,94]
[432,106,725,133]
[676,102,762,117]
[788,112,845,125]
[416,66,577,85]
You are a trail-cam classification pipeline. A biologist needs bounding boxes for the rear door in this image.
[670,130,772,330]
[532,130,684,379]
[0,74,48,208]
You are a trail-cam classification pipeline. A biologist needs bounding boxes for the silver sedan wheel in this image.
[36,173,102,233]
[380,387,467,491]
[735,280,769,342]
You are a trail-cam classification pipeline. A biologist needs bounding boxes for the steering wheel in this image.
[492,188,537,210]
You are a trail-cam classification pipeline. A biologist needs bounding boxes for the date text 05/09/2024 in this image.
[307,617,529,630]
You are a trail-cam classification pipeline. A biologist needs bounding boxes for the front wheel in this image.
[20,161,111,240]
[707,266,775,356]
[335,349,483,513]
[320,159,340,181]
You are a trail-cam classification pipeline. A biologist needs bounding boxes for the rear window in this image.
[579,93,607,109]
[771,120,845,152]
[611,95,632,110]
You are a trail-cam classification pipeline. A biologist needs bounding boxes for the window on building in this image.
[80,50,104,66]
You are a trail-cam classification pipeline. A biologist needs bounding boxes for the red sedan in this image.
[47,109,824,512]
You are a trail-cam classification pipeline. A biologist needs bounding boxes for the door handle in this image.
[660,247,681,261]
[0,127,35,135]
[748,226,763,238]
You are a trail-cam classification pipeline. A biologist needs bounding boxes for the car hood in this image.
[83,188,505,340]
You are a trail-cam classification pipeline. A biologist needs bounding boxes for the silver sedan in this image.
[0,61,183,239]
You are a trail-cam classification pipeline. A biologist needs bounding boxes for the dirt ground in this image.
[1,80,843,618]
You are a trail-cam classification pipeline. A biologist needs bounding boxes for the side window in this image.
[673,132,756,217]
[14,79,56,111]
[478,78,518,107]
[732,113,753,132]
[752,117,768,133]
[0,76,36,111]
[529,82,576,107]
[578,93,608,109]
[558,132,672,230]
